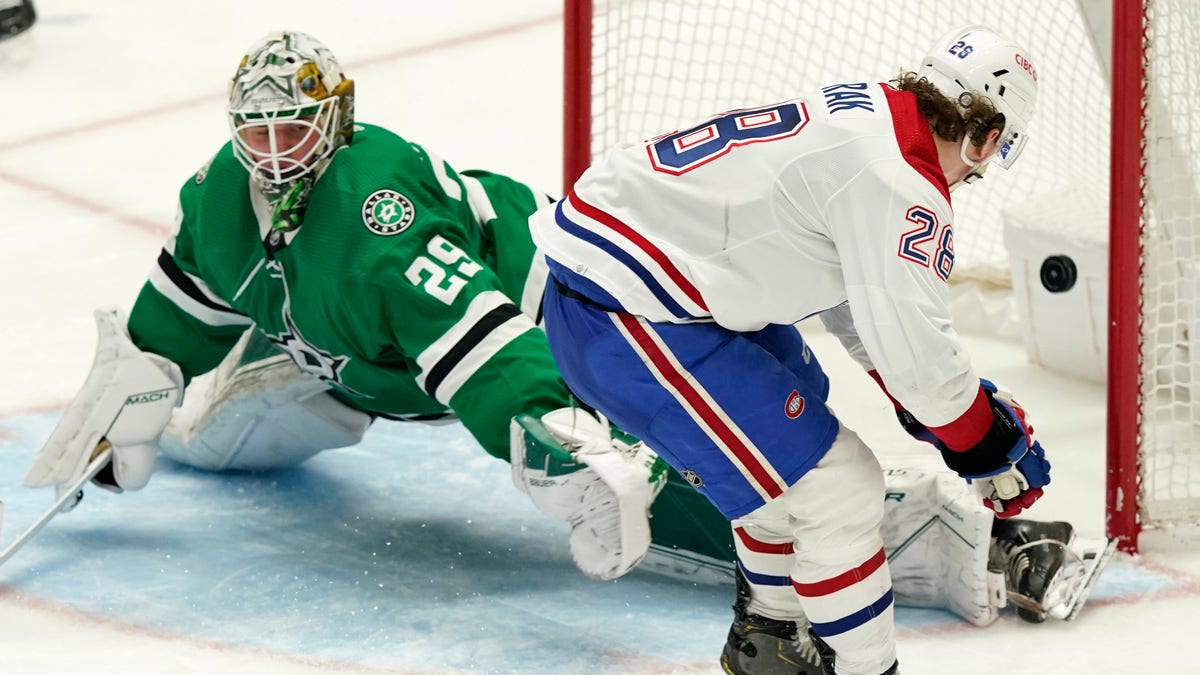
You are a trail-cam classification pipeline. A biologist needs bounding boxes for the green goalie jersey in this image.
[127,123,571,460]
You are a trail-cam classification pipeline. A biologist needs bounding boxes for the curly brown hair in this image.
[891,72,1006,149]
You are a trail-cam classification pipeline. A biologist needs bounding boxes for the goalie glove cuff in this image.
[510,408,667,580]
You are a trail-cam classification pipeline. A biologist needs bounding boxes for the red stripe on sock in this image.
[733,526,794,555]
[791,548,886,597]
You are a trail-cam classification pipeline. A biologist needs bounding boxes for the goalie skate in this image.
[989,519,1116,623]
[1055,536,1116,621]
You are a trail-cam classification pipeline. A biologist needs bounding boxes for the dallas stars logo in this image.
[362,189,415,236]
[265,311,366,397]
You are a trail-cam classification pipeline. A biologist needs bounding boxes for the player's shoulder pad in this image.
[332,124,457,200]
[333,125,470,237]
[178,143,249,218]
[339,123,434,175]
[185,143,242,190]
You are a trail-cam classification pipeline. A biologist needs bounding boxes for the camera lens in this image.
[1040,255,1077,293]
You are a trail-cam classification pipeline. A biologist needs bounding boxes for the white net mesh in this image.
[1139,0,1200,528]
[583,1,1200,536]
[587,0,1110,286]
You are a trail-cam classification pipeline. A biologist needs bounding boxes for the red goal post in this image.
[564,0,1200,554]
[1108,0,1200,553]
[1107,0,1146,554]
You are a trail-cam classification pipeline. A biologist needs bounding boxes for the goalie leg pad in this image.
[511,408,666,580]
[161,330,370,471]
[877,460,1003,626]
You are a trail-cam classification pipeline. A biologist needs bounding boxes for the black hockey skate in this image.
[720,567,822,675]
[989,518,1075,623]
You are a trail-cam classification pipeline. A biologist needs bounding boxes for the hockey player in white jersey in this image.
[532,25,1048,675]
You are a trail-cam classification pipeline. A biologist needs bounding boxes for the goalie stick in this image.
[0,441,113,567]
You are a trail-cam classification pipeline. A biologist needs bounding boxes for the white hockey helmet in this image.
[227,31,355,185]
[917,25,1038,169]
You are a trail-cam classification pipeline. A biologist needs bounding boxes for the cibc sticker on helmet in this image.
[361,189,415,235]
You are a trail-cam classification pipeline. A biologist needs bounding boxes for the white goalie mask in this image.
[917,25,1038,171]
[227,31,355,186]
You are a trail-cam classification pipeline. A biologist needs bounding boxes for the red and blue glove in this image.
[879,374,1051,518]
[942,380,1050,517]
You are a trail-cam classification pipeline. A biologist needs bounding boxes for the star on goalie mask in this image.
[227,31,355,188]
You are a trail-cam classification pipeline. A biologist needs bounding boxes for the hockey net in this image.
[565,0,1110,288]
[1109,0,1200,551]
[563,1,1200,552]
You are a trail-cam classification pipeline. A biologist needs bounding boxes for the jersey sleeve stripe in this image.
[415,291,510,375]
[424,148,464,201]
[148,249,252,327]
[567,190,709,312]
[521,249,549,325]
[414,290,534,400]
[461,174,498,229]
[419,303,531,404]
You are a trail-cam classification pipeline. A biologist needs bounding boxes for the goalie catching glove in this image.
[895,380,1050,518]
[511,408,667,580]
[23,307,183,496]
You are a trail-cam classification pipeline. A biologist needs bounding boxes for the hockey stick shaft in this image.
[0,444,114,567]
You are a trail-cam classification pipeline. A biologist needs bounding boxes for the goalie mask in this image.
[227,31,355,187]
[917,25,1038,171]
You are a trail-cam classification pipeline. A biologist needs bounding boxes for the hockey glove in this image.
[867,369,941,447]
[935,380,1051,518]
[23,307,183,498]
[872,369,1051,518]
[895,408,940,446]
[511,407,668,580]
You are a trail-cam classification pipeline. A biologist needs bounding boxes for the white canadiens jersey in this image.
[531,81,980,426]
